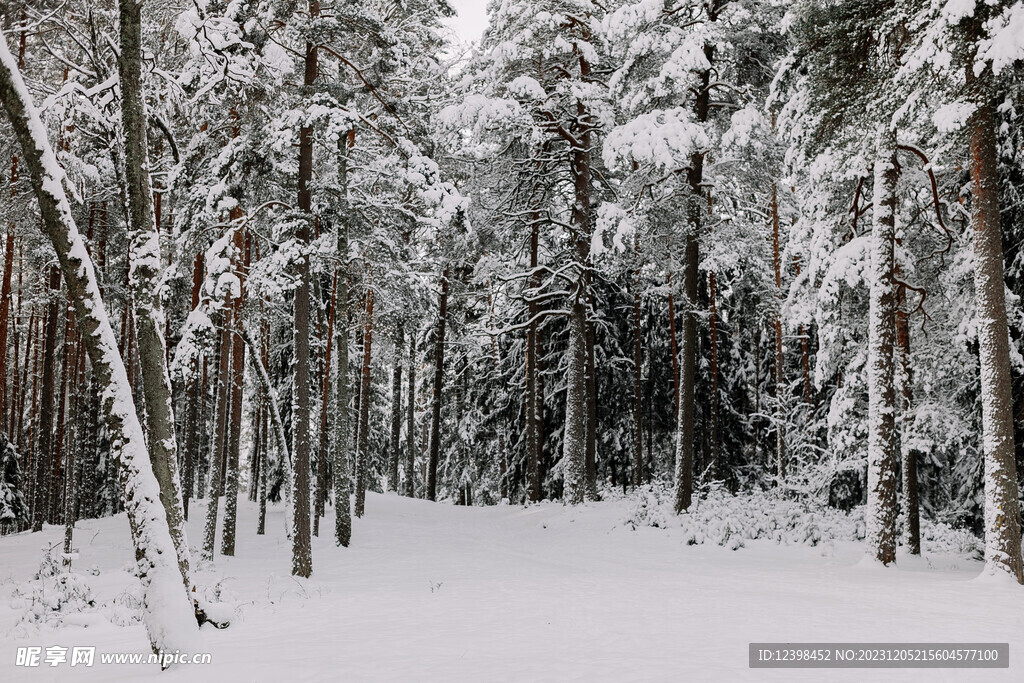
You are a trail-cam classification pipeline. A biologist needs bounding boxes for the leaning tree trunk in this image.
[426,266,450,501]
[865,132,899,567]
[0,38,198,652]
[117,0,192,586]
[967,90,1024,582]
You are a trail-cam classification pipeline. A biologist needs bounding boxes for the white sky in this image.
[445,0,489,44]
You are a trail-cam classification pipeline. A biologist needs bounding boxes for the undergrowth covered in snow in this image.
[620,484,984,558]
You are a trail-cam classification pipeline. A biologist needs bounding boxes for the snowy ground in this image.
[1,491,1023,682]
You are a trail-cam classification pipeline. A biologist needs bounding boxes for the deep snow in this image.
[2,491,1023,681]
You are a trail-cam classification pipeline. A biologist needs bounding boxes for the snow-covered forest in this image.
[2,0,1024,678]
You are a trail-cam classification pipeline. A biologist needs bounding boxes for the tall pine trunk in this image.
[290,3,319,577]
[771,183,785,479]
[221,218,247,556]
[315,272,337,535]
[426,267,449,501]
[968,92,1023,582]
[673,43,712,514]
[563,66,593,505]
[333,136,353,546]
[404,333,417,498]
[388,326,403,491]
[354,285,374,516]
[895,276,920,555]
[526,216,541,502]
[865,133,899,566]
[32,267,60,532]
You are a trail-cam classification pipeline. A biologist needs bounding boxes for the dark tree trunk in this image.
[771,183,786,480]
[632,282,644,487]
[182,251,204,520]
[221,217,247,556]
[202,307,231,561]
[32,267,61,532]
[388,326,403,491]
[315,272,337,536]
[895,276,920,555]
[673,43,712,514]
[563,52,594,505]
[404,332,417,498]
[866,134,899,566]
[967,85,1023,582]
[290,2,319,577]
[354,285,374,516]
[426,267,449,502]
[526,214,541,502]
[0,155,15,431]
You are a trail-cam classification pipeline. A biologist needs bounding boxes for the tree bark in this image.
[354,284,374,516]
[221,218,247,556]
[404,332,417,498]
[388,326,403,491]
[673,43,712,514]
[202,307,231,561]
[526,216,541,502]
[771,183,786,480]
[426,266,449,501]
[865,132,899,566]
[290,2,319,577]
[32,267,60,532]
[315,272,337,534]
[333,135,353,545]
[117,0,191,585]
[632,277,644,488]
[0,155,15,431]
[182,251,204,520]
[563,54,594,505]
[895,275,920,555]
[968,91,1023,582]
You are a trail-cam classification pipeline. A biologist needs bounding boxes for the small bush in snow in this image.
[621,486,981,558]
[11,547,95,629]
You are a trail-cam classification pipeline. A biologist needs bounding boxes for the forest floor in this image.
[1,491,1023,682]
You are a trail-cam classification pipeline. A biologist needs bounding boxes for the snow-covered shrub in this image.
[623,484,670,530]
[621,485,983,558]
[10,547,95,629]
[920,520,984,559]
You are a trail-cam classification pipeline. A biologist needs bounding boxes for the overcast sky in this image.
[445,0,489,43]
